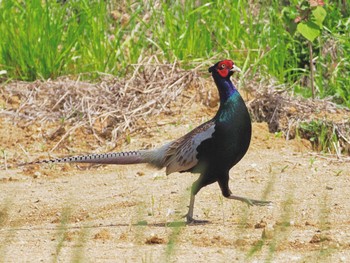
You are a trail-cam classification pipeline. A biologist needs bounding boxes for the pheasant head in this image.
[208,60,241,103]
[208,60,241,78]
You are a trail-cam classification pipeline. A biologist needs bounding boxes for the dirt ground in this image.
[1,91,350,263]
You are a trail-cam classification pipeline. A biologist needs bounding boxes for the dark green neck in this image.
[215,91,243,122]
[212,73,237,103]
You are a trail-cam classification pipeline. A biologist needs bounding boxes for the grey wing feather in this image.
[162,120,215,174]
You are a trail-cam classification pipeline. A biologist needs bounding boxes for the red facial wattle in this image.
[217,60,234,78]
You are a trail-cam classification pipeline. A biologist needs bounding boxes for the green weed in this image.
[71,227,89,263]
[53,207,72,262]
[0,201,12,262]
[298,120,339,153]
[312,194,335,261]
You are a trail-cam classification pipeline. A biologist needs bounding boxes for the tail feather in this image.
[20,150,152,166]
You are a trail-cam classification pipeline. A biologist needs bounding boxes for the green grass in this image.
[298,120,341,154]
[0,0,349,106]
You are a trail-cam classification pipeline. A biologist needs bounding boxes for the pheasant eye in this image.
[220,64,226,69]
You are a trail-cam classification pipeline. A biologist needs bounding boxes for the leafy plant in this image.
[298,120,339,153]
[282,0,349,106]
[295,1,327,42]
[283,0,327,98]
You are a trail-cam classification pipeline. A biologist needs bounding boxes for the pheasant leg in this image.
[185,193,209,224]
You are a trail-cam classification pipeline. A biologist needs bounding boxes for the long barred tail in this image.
[20,151,150,166]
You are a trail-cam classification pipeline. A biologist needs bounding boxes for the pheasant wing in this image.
[163,120,215,174]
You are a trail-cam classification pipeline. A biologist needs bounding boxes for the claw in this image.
[243,198,272,207]
[187,217,209,225]
[184,214,209,225]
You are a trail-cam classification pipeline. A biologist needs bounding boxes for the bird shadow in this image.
[96,220,211,228]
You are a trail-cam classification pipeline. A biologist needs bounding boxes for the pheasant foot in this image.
[228,195,272,206]
[185,214,209,225]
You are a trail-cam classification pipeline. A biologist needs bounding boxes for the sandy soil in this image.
[1,96,350,263]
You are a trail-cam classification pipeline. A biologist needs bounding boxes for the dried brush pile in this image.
[1,59,204,151]
[248,89,350,155]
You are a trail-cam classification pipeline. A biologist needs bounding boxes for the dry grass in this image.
[1,57,206,153]
[248,87,350,156]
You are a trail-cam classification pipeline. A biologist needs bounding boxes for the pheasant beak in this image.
[230,65,241,73]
